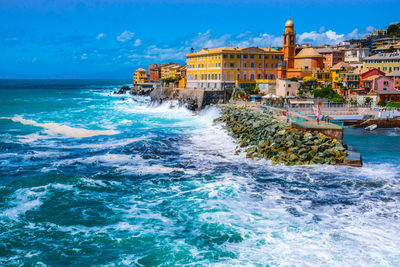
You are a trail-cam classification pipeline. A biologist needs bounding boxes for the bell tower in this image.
[283,16,296,69]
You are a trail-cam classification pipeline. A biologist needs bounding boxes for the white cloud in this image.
[366,26,375,32]
[346,26,375,40]
[96,33,106,40]
[298,30,345,45]
[236,33,282,47]
[117,30,135,42]
[134,39,141,47]
[81,53,88,60]
[189,30,231,49]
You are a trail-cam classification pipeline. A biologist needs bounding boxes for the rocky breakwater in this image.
[214,105,347,165]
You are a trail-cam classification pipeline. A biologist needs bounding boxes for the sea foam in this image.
[4,115,120,138]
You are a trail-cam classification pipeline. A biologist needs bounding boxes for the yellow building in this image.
[169,65,185,79]
[312,69,331,85]
[161,63,181,79]
[133,68,147,84]
[330,62,354,92]
[186,46,283,89]
[363,52,400,73]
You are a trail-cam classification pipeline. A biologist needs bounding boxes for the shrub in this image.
[377,100,386,106]
[243,85,260,95]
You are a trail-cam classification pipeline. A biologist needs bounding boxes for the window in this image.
[237,54,241,59]
[251,62,254,68]
[250,54,254,59]
[237,73,240,80]
[230,54,235,59]
[258,55,261,59]
[244,63,247,68]
[250,74,255,80]
[211,74,214,80]
[258,74,262,79]
[223,54,227,59]
[224,62,227,67]
[244,74,247,80]
[243,54,248,59]
[270,74,274,79]
[230,63,235,68]
[259,63,261,68]
[219,73,221,80]
[265,55,269,59]
[208,74,210,80]
[265,63,268,68]
[265,74,268,79]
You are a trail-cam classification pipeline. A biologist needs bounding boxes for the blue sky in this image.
[1,0,399,79]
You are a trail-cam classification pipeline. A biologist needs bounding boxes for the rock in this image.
[114,85,131,94]
[215,105,347,166]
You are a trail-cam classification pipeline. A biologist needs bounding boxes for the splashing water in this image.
[0,80,399,266]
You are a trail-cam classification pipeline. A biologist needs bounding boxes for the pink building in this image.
[372,76,394,91]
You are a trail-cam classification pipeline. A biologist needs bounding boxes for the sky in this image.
[1,0,399,79]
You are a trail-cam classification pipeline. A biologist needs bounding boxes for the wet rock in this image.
[214,104,347,166]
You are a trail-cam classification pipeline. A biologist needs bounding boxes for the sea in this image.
[0,79,399,266]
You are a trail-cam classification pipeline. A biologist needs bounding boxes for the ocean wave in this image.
[3,115,120,138]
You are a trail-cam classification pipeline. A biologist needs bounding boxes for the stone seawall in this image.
[215,105,348,165]
[150,87,233,111]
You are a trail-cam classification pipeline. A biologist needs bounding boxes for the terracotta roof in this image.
[363,74,383,81]
[331,61,354,70]
[295,48,323,58]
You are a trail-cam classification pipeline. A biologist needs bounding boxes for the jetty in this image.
[237,102,362,167]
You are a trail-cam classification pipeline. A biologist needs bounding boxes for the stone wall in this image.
[150,87,234,111]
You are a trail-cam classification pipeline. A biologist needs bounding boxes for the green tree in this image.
[364,97,372,105]
[377,100,387,106]
[243,85,260,95]
[301,76,318,89]
[387,24,400,37]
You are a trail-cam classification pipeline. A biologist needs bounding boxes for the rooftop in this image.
[331,61,354,70]
[295,47,323,58]
[387,71,400,77]
[365,52,400,60]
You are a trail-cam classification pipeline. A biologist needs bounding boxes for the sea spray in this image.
[214,105,347,165]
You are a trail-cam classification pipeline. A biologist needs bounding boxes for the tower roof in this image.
[285,17,294,27]
[295,48,323,58]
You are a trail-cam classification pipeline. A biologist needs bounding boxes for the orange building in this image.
[278,17,324,79]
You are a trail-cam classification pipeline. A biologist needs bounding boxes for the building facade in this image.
[316,48,345,69]
[363,52,400,73]
[133,68,147,84]
[148,64,161,82]
[186,46,283,90]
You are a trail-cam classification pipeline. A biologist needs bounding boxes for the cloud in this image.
[117,30,134,42]
[346,26,375,40]
[236,33,282,47]
[189,30,231,49]
[81,53,88,60]
[298,30,345,45]
[134,39,141,47]
[96,33,106,40]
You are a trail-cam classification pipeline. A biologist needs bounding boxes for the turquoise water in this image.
[0,80,399,266]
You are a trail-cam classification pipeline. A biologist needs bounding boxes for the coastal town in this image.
[132,18,400,114]
[125,18,400,167]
